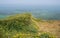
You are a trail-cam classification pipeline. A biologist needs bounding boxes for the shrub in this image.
[39,33,55,38]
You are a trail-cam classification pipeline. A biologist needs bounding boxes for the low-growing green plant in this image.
[39,32,56,38]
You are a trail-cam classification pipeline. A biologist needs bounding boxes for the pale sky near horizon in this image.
[0,0,60,5]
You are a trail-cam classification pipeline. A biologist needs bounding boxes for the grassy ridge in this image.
[0,14,38,38]
[0,13,55,38]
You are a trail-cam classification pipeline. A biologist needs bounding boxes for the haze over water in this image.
[0,0,60,20]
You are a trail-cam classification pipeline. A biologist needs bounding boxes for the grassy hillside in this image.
[0,13,55,38]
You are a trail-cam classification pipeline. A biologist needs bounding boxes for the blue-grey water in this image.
[0,5,60,20]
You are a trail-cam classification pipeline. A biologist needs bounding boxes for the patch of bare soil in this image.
[37,20,60,38]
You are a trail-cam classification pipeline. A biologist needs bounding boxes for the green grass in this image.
[0,13,56,38]
[0,14,38,38]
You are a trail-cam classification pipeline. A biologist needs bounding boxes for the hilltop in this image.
[0,13,58,38]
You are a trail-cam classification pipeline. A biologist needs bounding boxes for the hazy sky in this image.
[0,0,60,5]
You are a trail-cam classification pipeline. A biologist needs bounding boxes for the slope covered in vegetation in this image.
[0,14,55,38]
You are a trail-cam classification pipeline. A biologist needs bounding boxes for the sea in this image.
[0,4,60,20]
